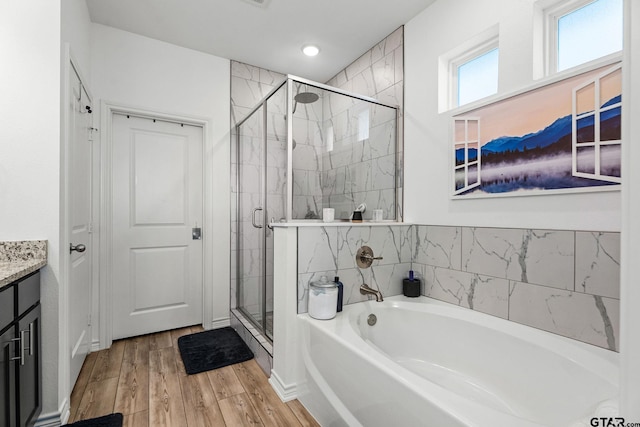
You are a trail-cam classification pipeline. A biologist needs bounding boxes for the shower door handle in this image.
[252,207,263,228]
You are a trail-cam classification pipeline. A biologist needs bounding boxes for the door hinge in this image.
[87,223,93,234]
[87,314,91,326]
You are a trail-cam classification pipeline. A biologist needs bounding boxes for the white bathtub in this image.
[295,296,619,427]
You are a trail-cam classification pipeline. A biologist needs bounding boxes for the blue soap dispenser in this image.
[334,276,344,312]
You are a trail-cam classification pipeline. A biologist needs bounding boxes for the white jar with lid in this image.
[308,276,338,320]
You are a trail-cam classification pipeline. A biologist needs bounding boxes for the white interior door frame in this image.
[99,101,215,349]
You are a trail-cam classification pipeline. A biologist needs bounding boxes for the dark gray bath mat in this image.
[177,326,254,375]
[63,413,123,427]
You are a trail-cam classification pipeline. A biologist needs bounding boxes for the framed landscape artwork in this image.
[452,62,622,198]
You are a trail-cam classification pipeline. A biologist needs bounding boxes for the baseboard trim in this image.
[35,398,69,427]
[269,369,297,402]
[91,339,101,352]
[211,317,230,329]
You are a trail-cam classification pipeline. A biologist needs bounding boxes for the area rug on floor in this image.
[63,413,123,427]
[178,326,254,375]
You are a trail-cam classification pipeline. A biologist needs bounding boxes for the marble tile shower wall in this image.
[292,86,325,219]
[324,26,404,220]
[296,224,620,351]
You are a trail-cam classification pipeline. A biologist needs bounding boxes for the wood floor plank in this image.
[89,339,125,383]
[179,373,226,427]
[123,410,149,427]
[123,334,150,363]
[170,327,194,377]
[73,377,119,422]
[207,365,245,400]
[233,360,301,427]
[149,347,188,427]
[287,399,321,427]
[190,325,204,333]
[218,393,264,427]
[114,337,150,415]
[148,330,172,351]
[69,351,99,422]
[170,326,194,344]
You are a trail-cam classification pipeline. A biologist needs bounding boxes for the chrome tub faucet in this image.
[360,283,383,302]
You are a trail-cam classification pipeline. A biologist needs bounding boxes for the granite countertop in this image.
[0,240,47,289]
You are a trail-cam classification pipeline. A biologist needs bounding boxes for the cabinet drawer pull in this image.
[9,334,25,366]
[21,322,34,356]
[29,321,34,356]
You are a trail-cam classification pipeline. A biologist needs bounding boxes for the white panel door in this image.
[112,114,203,339]
[68,66,93,387]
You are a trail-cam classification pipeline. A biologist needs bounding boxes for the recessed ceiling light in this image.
[302,45,320,57]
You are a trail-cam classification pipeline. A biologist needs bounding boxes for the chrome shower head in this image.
[294,91,319,104]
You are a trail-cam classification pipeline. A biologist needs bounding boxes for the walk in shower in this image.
[234,75,400,340]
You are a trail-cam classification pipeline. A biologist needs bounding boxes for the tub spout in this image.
[360,284,384,302]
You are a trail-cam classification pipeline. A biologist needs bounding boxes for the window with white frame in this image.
[451,38,499,108]
[544,0,623,74]
[572,63,621,182]
[453,117,481,194]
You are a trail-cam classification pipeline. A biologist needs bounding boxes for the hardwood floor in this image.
[69,326,320,427]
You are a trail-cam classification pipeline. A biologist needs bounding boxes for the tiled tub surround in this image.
[296,225,620,351]
[297,225,412,314]
[0,240,47,288]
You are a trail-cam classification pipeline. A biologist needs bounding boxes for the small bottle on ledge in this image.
[403,270,421,297]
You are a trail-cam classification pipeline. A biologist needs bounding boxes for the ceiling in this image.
[85,0,436,83]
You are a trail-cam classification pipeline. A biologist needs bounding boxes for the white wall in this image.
[90,24,231,336]
[0,0,64,419]
[404,0,620,231]
[620,0,640,416]
[61,0,92,85]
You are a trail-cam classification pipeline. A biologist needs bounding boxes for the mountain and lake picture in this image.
[453,62,622,198]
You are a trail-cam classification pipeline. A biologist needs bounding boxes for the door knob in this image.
[70,243,86,253]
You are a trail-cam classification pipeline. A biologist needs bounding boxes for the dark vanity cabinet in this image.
[1,271,42,427]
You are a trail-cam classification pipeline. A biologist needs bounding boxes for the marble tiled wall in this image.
[324,26,404,220]
[297,225,412,314]
[292,84,325,219]
[296,224,621,351]
[411,225,620,351]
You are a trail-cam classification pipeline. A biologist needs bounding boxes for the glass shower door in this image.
[237,104,266,332]
[236,83,286,341]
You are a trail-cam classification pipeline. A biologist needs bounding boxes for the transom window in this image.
[546,0,623,73]
[451,38,499,108]
[457,48,499,106]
